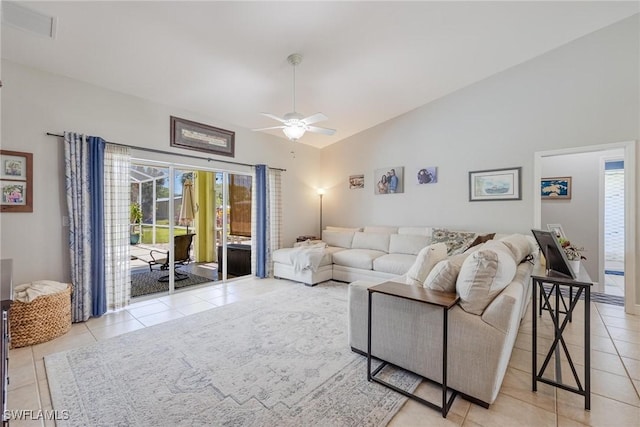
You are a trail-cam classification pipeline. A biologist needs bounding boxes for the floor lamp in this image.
[317,188,325,238]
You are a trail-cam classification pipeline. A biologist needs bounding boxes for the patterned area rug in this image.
[131,270,213,297]
[45,282,418,426]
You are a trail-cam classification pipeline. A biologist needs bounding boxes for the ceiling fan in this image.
[253,53,336,142]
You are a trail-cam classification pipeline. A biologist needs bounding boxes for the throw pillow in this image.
[467,233,496,249]
[423,253,469,293]
[456,248,517,315]
[499,234,532,263]
[405,243,448,286]
[431,228,477,255]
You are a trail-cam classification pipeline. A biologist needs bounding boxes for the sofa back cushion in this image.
[423,253,469,293]
[363,226,398,234]
[322,230,355,248]
[499,234,533,263]
[325,226,363,232]
[351,232,390,253]
[405,243,448,286]
[456,247,517,315]
[389,234,431,255]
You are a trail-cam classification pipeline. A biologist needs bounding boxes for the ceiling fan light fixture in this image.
[283,124,306,141]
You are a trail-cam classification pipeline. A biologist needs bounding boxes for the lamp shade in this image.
[283,125,306,141]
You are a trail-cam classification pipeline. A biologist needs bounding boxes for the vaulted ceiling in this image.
[2,1,638,148]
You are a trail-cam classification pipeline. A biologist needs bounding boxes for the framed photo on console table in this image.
[170,116,235,157]
[469,167,521,201]
[0,150,33,212]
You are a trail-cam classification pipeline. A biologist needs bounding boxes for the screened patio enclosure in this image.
[129,163,253,298]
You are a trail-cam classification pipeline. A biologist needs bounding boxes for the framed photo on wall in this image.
[1,150,33,212]
[541,177,572,199]
[374,167,404,194]
[170,116,235,157]
[469,167,521,201]
[349,174,364,189]
[417,167,437,184]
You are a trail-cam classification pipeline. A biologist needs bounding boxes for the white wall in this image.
[540,149,623,281]
[0,61,323,284]
[321,17,639,293]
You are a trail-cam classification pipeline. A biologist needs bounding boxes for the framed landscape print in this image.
[374,167,404,194]
[541,177,572,199]
[1,150,33,212]
[469,167,521,201]
[170,116,235,157]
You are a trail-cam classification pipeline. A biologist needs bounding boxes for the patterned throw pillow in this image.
[431,228,477,255]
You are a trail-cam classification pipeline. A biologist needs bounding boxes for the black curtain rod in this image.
[46,132,286,172]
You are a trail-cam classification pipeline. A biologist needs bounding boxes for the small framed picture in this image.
[547,224,566,239]
[0,150,33,213]
[417,167,437,184]
[349,174,364,189]
[541,177,572,199]
[374,167,404,194]
[469,167,521,201]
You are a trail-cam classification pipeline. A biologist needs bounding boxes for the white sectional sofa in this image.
[274,225,478,285]
[273,225,538,408]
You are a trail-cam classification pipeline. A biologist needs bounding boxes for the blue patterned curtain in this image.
[64,132,107,321]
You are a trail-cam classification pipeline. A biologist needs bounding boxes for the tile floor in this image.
[7,278,640,426]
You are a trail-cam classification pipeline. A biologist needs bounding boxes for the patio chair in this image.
[147,233,195,282]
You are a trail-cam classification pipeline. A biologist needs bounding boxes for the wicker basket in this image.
[9,284,72,349]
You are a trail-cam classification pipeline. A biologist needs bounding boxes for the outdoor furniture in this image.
[147,234,195,282]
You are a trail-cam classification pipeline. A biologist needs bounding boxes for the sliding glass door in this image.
[129,161,252,298]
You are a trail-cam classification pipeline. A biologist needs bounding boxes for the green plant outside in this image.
[141,224,188,244]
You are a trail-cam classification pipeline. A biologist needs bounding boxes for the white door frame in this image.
[533,141,637,314]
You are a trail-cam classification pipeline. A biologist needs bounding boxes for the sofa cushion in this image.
[431,228,477,255]
[456,248,517,315]
[351,232,390,253]
[397,226,432,236]
[423,253,469,293]
[363,226,398,234]
[405,243,448,286]
[325,226,362,232]
[499,234,532,263]
[322,230,354,248]
[373,254,417,275]
[271,247,333,267]
[332,249,386,270]
[389,234,431,255]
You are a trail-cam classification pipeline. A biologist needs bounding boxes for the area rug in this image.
[130,270,213,297]
[45,283,418,427]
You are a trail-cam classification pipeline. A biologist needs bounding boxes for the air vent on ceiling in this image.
[2,1,56,39]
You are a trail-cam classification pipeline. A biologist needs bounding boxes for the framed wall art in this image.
[170,116,235,157]
[349,174,364,189]
[469,167,521,201]
[374,166,404,195]
[541,177,572,199]
[417,167,437,184]
[1,150,33,212]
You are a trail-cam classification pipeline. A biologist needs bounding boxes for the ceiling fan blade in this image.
[307,125,336,136]
[260,112,287,123]
[301,112,328,125]
[252,126,286,131]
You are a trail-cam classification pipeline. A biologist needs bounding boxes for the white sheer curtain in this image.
[267,168,282,276]
[104,144,131,309]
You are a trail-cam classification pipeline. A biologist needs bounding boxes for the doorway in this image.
[129,161,253,298]
[602,158,625,296]
[534,141,637,314]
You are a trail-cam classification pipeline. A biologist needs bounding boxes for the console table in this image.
[367,281,459,417]
[531,266,593,410]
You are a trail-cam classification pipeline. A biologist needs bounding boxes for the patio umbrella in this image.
[179,179,196,234]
